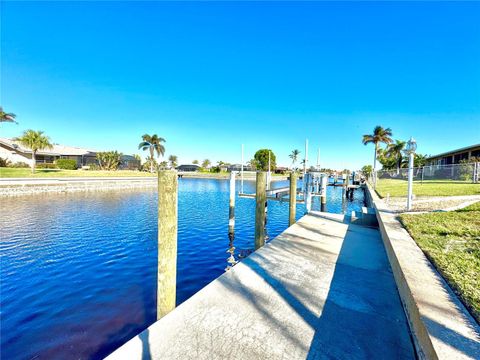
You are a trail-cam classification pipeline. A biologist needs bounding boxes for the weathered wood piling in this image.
[157,170,178,320]
[320,174,327,212]
[289,172,297,226]
[255,171,267,250]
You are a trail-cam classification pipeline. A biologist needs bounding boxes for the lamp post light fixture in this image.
[404,137,417,211]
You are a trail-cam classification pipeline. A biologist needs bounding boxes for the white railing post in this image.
[407,152,414,211]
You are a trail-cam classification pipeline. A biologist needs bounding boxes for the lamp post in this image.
[404,137,417,211]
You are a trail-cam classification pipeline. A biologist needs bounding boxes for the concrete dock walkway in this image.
[107,212,415,359]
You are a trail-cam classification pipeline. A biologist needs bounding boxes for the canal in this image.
[0,178,365,359]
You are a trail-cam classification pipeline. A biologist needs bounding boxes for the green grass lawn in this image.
[375,179,480,198]
[0,167,155,178]
[400,202,480,323]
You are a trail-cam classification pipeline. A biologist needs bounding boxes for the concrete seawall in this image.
[365,184,480,360]
[0,174,289,196]
[0,177,157,196]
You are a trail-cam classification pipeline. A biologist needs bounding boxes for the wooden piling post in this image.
[157,170,178,320]
[305,173,312,213]
[344,170,350,198]
[320,174,327,212]
[229,172,235,234]
[289,172,297,226]
[255,171,267,250]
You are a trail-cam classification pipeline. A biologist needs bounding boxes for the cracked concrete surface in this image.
[106,212,415,360]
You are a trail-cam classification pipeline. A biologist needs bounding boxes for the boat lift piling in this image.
[229,172,235,235]
[289,172,297,226]
[254,172,267,250]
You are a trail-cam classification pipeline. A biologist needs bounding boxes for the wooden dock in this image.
[107,212,415,359]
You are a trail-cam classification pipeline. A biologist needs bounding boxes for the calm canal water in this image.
[1,178,365,359]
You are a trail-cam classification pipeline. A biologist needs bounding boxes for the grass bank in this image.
[375,179,480,198]
[0,168,155,178]
[400,202,480,323]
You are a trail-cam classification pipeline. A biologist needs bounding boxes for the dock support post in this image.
[255,171,267,250]
[305,173,312,213]
[229,172,236,234]
[289,172,297,226]
[344,170,350,198]
[320,174,327,212]
[157,170,178,320]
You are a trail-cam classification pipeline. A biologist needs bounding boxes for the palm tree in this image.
[168,155,178,169]
[386,140,406,175]
[202,159,211,169]
[289,149,301,169]
[0,107,17,124]
[138,134,166,173]
[192,160,199,165]
[362,126,393,184]
[14,130,53,173]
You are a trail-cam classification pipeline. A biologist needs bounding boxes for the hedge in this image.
[56,159,78,170]
[37,163,58,169]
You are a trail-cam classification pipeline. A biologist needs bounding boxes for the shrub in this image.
[56,159,78,170]
[457,160,473,181]
[97,151,122,170]
[37,163,58,169]
[8,162,30,168]
[0,157,10,167]
[86,163,99,170]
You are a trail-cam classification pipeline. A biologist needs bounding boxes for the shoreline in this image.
[0,174,289,196]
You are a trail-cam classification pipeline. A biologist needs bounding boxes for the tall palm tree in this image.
[0,107,17,124]
[14,130,53,173]
[138,134,166,173]
[168,155,178,169]
[362,126,393,183]
[192,160,199,165]
[289,149,301,169]
[386,140,406,175]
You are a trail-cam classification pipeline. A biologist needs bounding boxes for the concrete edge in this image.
[0,177,158,196]
[365,184,480,360]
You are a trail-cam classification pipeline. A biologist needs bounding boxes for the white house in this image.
[0,137,97,167]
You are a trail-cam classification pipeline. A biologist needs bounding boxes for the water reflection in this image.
[1,178,366,360]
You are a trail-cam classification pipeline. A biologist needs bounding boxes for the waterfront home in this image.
[426,143,480,166]
[0,137,141,170]
[0,137,97,167]
[177,164,201,172]
[228,163,255,172]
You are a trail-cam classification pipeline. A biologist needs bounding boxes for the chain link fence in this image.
[366,162,480,201]
[376,162,480,183]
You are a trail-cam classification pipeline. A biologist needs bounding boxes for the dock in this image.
[107,211,414,359]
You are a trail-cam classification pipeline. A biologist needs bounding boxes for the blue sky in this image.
[1,1,479,169]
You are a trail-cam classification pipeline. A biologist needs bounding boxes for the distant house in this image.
[0,137,97,167]
[274,167,288,174]
[426,144,480,166]
[0,137,140,170]
[177,164,200,172]
[120,155,141,170]
[227,164,254,172]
